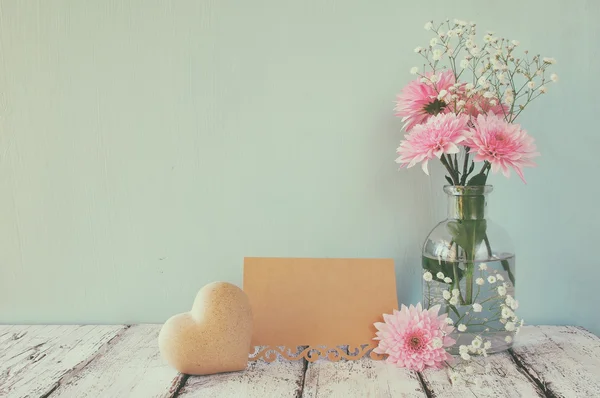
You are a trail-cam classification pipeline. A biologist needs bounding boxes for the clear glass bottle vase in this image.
[422,185,519,354]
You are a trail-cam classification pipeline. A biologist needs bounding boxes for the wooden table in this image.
[1,325,599,397]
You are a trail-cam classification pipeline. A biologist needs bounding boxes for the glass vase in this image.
[422,185,520,354]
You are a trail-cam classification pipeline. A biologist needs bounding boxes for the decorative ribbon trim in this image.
[249,344,386,362]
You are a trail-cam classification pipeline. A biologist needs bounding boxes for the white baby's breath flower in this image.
[551,73,559,82]
[461,352,471,361]
[483,91,495,98]
[471,338,482,349]
[527,81,535,89]
[452,289,460,297]
[432,337,443,349]
[496,274,504,281]
[511,300,519,310]
[444,277,452,283]
[502,307,513,319]
[443,290,451,300]
[420,77,429,84]
[479,263,488,270]
[424,21,433,30]
[414,46,423,53]
[458,324,467,332]
[543,57,557,64]
[449,296,459,306]
[472,303,483,312]
[423,272,433,282]
[460,59,470,69]
[437,272,445,279]
[477,76,488,86]
[539,86,547,93]
[465,83,475,91]
[536,69,543,76]
[484,341,492,350]
[430,74,439,83]
[447,29,456,38]
[470,46,481,56]
[449,372,460,384]
[505,95,514,105]
[489,99,497,106]
[430,37,438,47]
[457,100,466,108]
[476,278,485,286]
[410,67,419,75]
[445,317,454,325]
[432,49,442,60]
[498,286,507,296]
[512,40,520,46]
[455,19,467,26]
[459,345,469,354]
[487,276,497,284]
[505,321,516,332]
[505,335,513,343]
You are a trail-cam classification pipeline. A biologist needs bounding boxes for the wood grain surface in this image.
[0,325,598,397]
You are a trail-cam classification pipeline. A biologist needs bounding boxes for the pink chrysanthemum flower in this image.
[373,303,455,371]
[395,70,456,131]
[462,92,508,117]
[396,113,470,175]
[465,113,540,183]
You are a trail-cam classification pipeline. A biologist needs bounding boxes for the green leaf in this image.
[445,176,454,185]
[501,259,516,286]
[467,173,487,186]
[422,256,464,283]
[468,162,475,174]
[446,220,488,260]
[447,303,461,317]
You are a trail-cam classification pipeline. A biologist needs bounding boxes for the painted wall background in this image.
[0,0,598,335]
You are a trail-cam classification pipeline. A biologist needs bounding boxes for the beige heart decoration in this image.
[158,282,253,375]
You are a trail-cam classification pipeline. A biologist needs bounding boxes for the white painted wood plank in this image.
[0,325,125,398]
[302,357,425,397]
[178,352,306,398]
[420,352,543,397]
[51,324,183,398]
[512,325,600,397]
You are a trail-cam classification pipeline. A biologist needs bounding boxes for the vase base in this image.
[447,331,515,355]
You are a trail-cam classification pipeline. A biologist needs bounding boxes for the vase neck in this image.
[444,185,492,220]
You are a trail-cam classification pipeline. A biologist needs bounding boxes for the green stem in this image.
[465,262,474,304]
[460,149,470,185]
[440,155,459,185]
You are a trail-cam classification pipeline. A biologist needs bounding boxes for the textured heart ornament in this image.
[158,282,253,375]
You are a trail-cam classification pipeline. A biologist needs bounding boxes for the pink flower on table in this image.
[465,114,540,183]
[373,303,455,371]
[396,113,470,175]
[395,70,456,131]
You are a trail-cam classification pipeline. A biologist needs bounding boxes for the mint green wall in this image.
[1,0,598,335]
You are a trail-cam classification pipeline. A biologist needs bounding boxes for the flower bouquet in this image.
[375,19,557,385]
